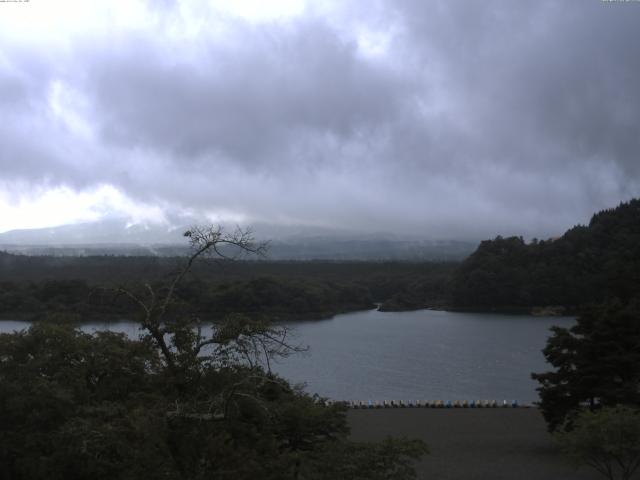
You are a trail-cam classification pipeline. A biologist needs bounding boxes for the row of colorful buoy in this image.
[343,399,522,409]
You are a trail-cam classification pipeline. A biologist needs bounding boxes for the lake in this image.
[0,309,573,403]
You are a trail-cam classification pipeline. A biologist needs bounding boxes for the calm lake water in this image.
[0,309,574,403]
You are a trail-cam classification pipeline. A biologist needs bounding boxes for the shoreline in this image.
[380,305,576,316]
[0,303,578,324]
[348,408,599,480]
[0,304,375,324]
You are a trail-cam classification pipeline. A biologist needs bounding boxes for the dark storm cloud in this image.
[395,0,640,176]
[1,1,639,238]
[383,0,640,229]
[82,20,414,166]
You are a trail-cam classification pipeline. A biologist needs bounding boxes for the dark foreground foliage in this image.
[532,299,640,431]
[0,226,427,479]
[0,322,426,480]
[555,406,640,480]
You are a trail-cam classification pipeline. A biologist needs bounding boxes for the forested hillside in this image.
[0,254,455,320]
[3,199,637,319]
[451,199,640,311]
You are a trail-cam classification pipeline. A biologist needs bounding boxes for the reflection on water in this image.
[0,309,573,402]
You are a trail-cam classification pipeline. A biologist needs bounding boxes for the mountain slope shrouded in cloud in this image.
[0,219,476,260]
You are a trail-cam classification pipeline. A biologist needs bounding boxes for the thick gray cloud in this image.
[84,20,413,164]
[0,0,639,239]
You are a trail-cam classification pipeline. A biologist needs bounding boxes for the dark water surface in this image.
[0,309,573,402]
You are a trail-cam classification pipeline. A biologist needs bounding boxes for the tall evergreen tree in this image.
[532,299,640,431]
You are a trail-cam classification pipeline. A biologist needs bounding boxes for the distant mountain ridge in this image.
[0,219,186,245]
[0,219,476,261]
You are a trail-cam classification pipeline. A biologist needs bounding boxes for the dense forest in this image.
[0,253,455,321]
[450,199,640,312]
[2,199,639,319]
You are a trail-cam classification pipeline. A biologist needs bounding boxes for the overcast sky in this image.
[1,0,639,239]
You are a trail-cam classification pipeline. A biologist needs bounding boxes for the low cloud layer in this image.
[1,0,639,239]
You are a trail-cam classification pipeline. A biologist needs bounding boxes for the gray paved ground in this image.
[348,408,602,480]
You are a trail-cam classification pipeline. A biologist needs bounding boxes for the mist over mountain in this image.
[0,218,476,261]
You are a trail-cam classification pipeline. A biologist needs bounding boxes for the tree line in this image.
[0,255,456,320]
[0,277,375,322]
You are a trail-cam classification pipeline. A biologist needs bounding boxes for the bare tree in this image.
[116,225,298,373]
